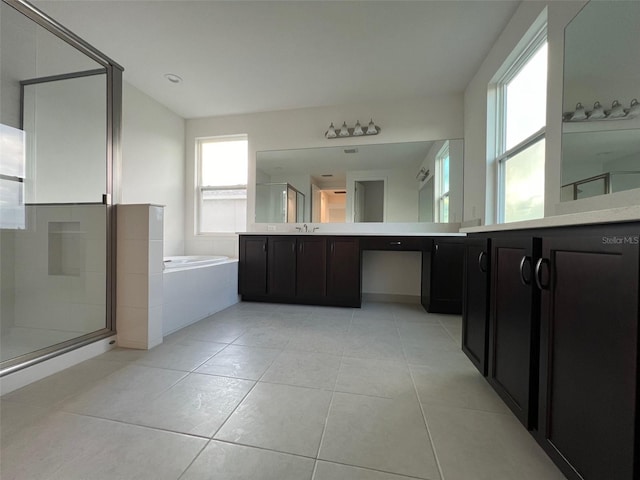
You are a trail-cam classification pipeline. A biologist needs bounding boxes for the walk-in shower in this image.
[0,0,122,374]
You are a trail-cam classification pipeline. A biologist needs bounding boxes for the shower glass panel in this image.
[0,0,118,370]
[255,182,306,223]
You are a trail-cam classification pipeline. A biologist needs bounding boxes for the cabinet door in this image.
[488,236,540,429]
[239,236,267,296]
[462,237,490,376]
[296,237,327,299]
[537,234,639,480]
[426,238,465,313]
[268,236,296,297]
[327,237,360,307]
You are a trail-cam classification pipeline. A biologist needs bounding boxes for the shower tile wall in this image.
[1,205,107,361]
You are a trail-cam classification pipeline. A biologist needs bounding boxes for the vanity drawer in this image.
[361,236,428,251]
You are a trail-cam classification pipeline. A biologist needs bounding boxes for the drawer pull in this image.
[535,258,550,290]
[519,255,532,286]
[478,251,487,273]
[390,241,402,246]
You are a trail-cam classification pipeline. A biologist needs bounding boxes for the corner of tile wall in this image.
[116,204,164,350]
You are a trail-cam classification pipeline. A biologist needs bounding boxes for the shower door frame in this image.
[0,0,123,376]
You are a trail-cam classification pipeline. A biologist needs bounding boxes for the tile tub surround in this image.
[116,204,164,350]
[0,302,565,480]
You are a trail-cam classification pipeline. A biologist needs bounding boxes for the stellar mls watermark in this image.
[602,235,639,245]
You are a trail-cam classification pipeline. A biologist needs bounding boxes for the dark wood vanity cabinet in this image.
[296,236,327,299]
[536,232,639,480]
[267,236,297,297]
[239,235,358,307]
[461,237,490,375]
[422,237,465,314]
[238,235,268,296]
[326,237,361,307]
[488,235,541,430]
[463,223,640,479]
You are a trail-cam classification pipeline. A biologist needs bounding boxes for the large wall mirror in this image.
[256,139,463,224]
[561,1,640,202]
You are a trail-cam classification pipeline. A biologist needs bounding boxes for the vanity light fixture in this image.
[324,119,380,139]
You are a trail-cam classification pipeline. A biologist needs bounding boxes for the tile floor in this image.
[0,301,566,480]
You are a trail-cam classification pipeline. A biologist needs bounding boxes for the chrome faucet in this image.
[303,224,308,232]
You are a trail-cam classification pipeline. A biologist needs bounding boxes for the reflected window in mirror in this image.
[197,135,248,233]
[435,142,450,222]
[492,22,547,223]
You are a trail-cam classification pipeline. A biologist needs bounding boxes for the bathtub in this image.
[162,255,239,335]
[164,255,230,271]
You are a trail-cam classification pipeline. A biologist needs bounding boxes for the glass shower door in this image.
[0,0,115,370]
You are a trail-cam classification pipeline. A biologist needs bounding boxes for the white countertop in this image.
[461,205,640,233]
[240,231,466,237]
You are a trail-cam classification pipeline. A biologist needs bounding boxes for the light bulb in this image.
[339,122,350,137]
[325,122,337,138]
[353,120,364,136]
[366,119,378,135]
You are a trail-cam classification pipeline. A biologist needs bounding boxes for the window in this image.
[435,141,450,222]
[495,29,547,223]
[196,135,248,233]
[0,124,26,229]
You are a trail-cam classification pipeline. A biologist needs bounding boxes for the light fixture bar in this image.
[324,119,380,139]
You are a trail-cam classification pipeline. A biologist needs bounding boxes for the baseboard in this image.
[362,293,421,304]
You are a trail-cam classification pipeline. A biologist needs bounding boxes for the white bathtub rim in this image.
[163,256,238,273]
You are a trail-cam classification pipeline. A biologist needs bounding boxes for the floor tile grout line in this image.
[407,358,447,480]
[312,308,353,467]
[313,458,436,480]
[397,309,447,480]
[176,439,212,480]
[207,340,283,441]
[208,438,319,461]
[53,410,214,440]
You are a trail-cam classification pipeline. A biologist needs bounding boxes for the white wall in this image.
[121,82,186,255]
[185,94,464,257]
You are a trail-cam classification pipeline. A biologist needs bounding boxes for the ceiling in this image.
[33,0,520,119]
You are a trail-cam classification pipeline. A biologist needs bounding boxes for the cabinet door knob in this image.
[478,251,487,273]
[519,255,532,286]
[535,258,550,290]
